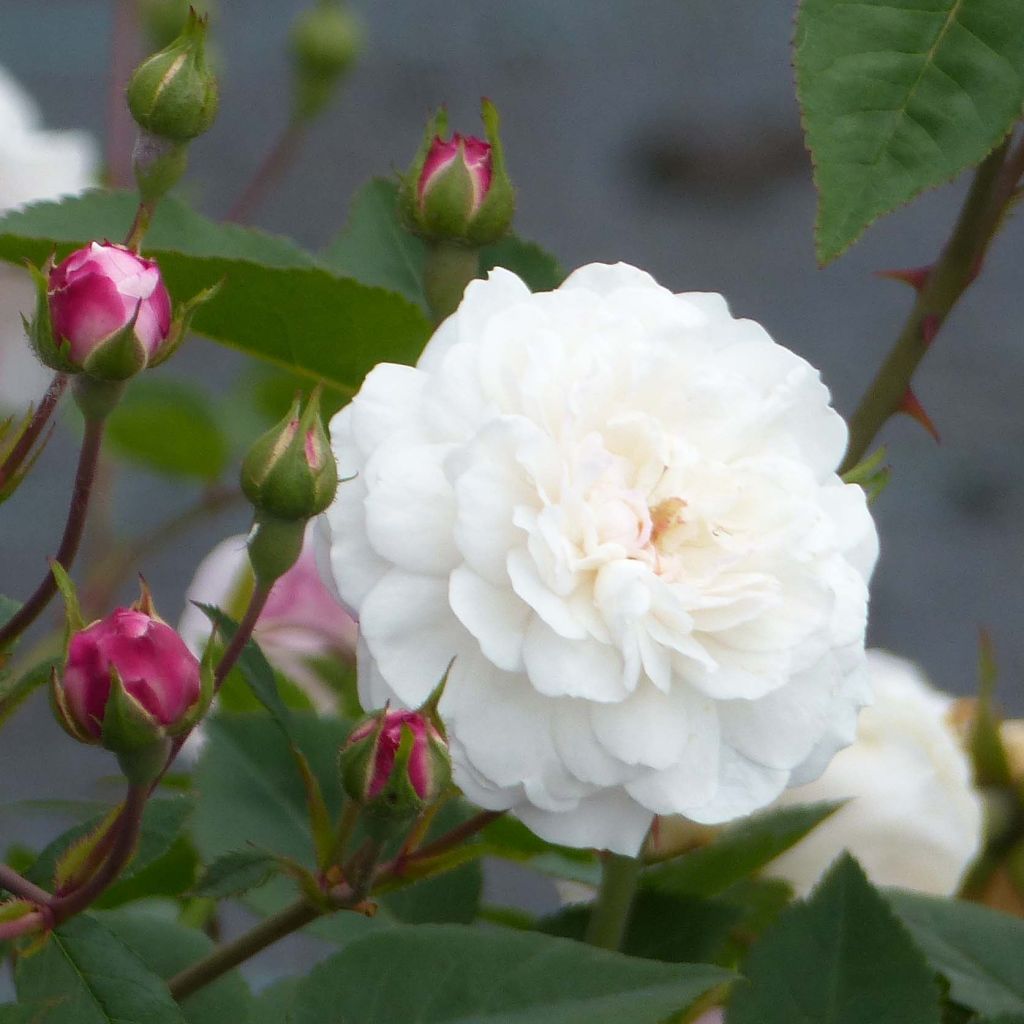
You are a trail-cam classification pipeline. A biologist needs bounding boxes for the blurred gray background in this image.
[1,0,1023,989]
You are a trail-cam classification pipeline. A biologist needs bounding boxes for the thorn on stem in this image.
[921,313,941,348]
[876,264,931,291]
[898,389,940,443]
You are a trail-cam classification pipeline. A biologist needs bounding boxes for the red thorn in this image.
[875,264,931,291]
[921,313,941,347]
[898,389,940,443]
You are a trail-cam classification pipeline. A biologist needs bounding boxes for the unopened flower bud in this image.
[340,709,451,834]
[51,585,212,784]
[127,8,218,143]
[399,99,515,246]
[240,389,338,524]
[291,0,362,120]
[31,243,172,381]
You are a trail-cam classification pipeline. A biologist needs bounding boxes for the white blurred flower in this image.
[320,263,877,855]
[179,523,358,711]
[0,64,98,412]
[765,649,984,896]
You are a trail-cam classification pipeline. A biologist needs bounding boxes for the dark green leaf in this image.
[250,979,299,1024]
[290,924,733,1024]
[194,849,281,900]
[100,908,254,1024]
[15,914,187,1023]
[541,890,742,965]
[727,855,942,1024]
[645,801,841,898]
[889,890,1024,1016]
[796,0,1024,263]
[0,191,432,395]
[105,378,229,480]
[480,236,564,292]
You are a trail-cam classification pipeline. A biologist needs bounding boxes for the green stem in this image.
[168,898,320,1002]
[841,136,1024,472]
[423,242,480,323]
[0,415,107,651]
[585,852,641,951]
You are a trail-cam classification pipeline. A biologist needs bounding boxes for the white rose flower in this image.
[765,649,984,896]
[319,263,877,855]
[0,64,97,412]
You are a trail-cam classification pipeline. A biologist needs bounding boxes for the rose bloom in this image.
[179,522,357,710]
[320,263,877,854]
[764,649,983,897]
[0,64,97,412]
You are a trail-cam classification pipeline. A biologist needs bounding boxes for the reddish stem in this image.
[0,865,51,907]
[0,373,67,495]
[0,912,45,943]
[226,120,306,223]
[0,416,107,651]
[106,0,139,188]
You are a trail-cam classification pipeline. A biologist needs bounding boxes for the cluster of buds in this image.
[51,578,212,785]
[339,708,451,837]
[290,0,362,121]
[399,99,514,248]
[240,388,339,586]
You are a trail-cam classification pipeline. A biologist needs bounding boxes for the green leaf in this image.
[645,801,842,898]
[541,890,742,965]
[0,658,54,730]
[727,855,942,1024]
[290,924,733,1024]
[193,849,282,900]
[889,891,1024,1016]
[250,979,300,1024]
[27,797,193,907]
[321,179,429,307]
[99,909,254,1024]
[322,178,564,308]
[15,914,187,1023]
[105,377,229,480]
[0,191,432,395]
[795,0,1024,262]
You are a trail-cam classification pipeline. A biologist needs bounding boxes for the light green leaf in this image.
[645,801,841,898]
[105,377,229,480]
[727,854,942,1024]
[0,191,432,395]
[796,0,1024,262]
[15,914,187,1024]
[100,908,254,1024]
[889,890,1024,1016]
[290,924,733,1024]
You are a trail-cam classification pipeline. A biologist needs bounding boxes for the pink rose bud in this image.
[340,709,451,836]
[400,99,515,246]
[419,134,493,218]
[55,607,202,744]
[42,243,172,379]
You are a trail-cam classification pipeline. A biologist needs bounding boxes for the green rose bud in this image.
[291,0,362,120]
[127,7,219,143]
